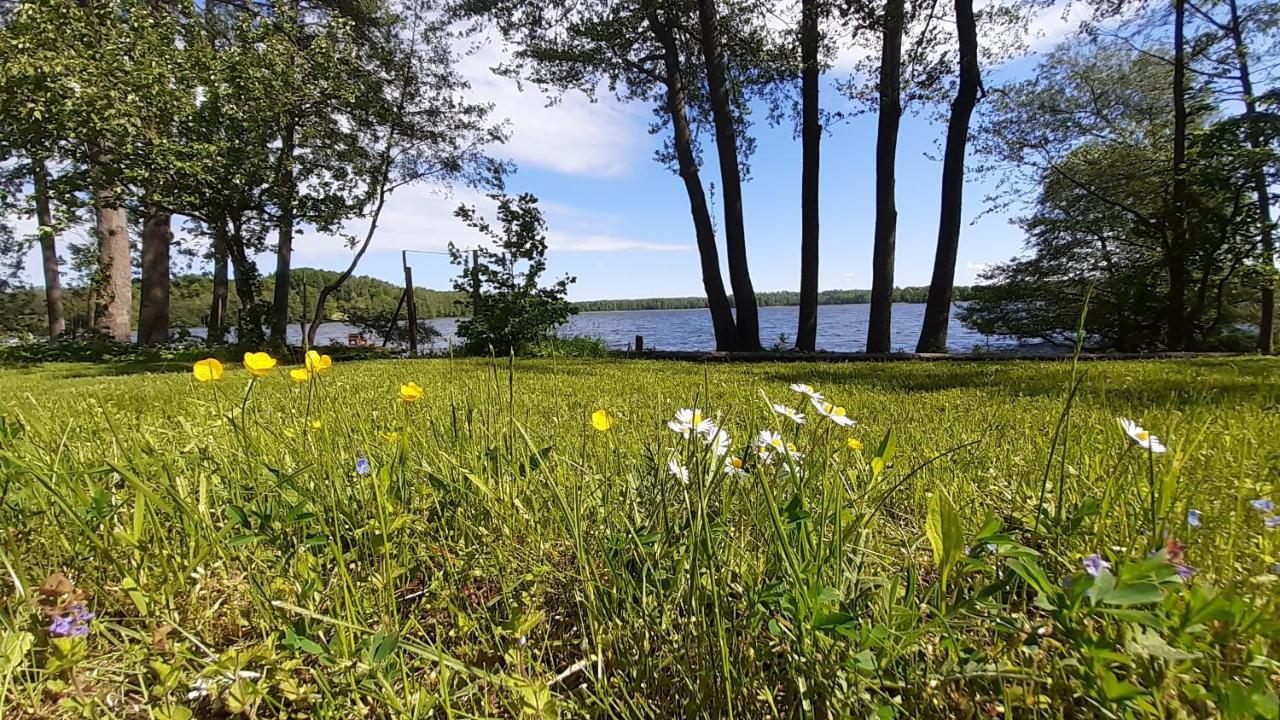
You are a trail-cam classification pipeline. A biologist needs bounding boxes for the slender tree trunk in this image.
[308,156,393,347]
[648,10,738,350]
[867,0,903,353]
[90,148,132,343]
[137,202,172,345]
[1167,0,1190,350]
[916,0,980,353]
[696,0,760,350]
[32,159,64,338]
[796,0,821,351]
[1225,0,1274,353]
[208,211,229,346]
[270,122,296,344]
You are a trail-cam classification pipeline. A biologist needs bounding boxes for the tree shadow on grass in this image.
[755,358,1280,411]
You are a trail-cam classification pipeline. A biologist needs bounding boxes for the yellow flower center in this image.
[730,457,743,469]
[1137,431,1150,441]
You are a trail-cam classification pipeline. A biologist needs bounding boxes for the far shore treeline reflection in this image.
[0,268,972,335]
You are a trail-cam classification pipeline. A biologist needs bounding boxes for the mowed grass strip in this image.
[0,357,1276,718]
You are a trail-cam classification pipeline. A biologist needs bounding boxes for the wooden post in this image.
[404,251,418,357]
[635,335,644,353]
[470,249,481,316]
[299,277,308,351]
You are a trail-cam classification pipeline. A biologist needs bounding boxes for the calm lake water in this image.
[240,303,1021,353]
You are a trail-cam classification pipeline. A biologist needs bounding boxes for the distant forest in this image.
[0,270,972,334]
[575,287,976,312]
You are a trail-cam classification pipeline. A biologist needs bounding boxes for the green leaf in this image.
[925,489,964,589]
[0,631,33,677]
[367,632,399,664]
[871,428,896,478]
[1102,581,1164,607]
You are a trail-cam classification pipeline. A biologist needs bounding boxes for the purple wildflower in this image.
[1187,509,1201,528]
[48,604,94,638]
[355,457,371,476]
[1083,554,1110,577]
[1175,564,1196,580]
[48,615,74,637]
[1251,498,1274,513]
[71,604,95,623]
[1265,515,1279,530]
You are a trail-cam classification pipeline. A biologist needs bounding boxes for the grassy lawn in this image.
[0,356,1277,717]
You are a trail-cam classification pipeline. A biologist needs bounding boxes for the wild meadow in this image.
[0,354,1277,718]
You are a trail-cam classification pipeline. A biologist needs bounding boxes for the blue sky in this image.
[12,7,1082,302]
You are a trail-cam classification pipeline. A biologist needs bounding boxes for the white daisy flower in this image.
[809,398,856,427]
[770,403,805,424]
[703,424,731,456]
[666,456,690,484]
[668,408,715,438]
[753,430,803,464]
[755,429,785,451]
[723,456,747,476]
[1119,418,1167,453]
[789,383,824,401]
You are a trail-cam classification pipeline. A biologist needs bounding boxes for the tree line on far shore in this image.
[0,266,974,337]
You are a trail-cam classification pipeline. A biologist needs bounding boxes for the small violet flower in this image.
[1251,498,1274,513]
[1083,554,1110,577]
[1175,564,1196,580]
[48,604,94,638]
[355,457,371,476]
[1187,509,1201,528]
[1265,515,1279,530]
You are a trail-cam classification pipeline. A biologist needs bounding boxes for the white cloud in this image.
[458,37,641,178]
[546,231,686,252]
[1025,1,1095,53]
[299,183,684,264]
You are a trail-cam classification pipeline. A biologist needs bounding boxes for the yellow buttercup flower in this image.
[383,431,402,444]
[290,368,311,383]
[591,409,614,432]
[310,419,323,430]
[846,437,863,452]
[192,358,223,382]
[243,352,277,377]
[305,350,332,374]
[399,382,424,403]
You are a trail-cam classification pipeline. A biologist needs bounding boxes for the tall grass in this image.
[0,356,1276,718]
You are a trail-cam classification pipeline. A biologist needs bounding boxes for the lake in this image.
[242,303,1022,353]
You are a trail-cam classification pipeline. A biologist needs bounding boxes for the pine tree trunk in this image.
[796,0,821,352]
[208,211,229,346]
[138,202,172,345]
[697,0,760,350]
[867,0,903,353]
[916,0,980,353]
[1225,0,1274,353]
[90,147,132,343]
[270,122,296,344]
[1168,0,1190,350]
[32,159,65,338]
[648,9,738,350]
